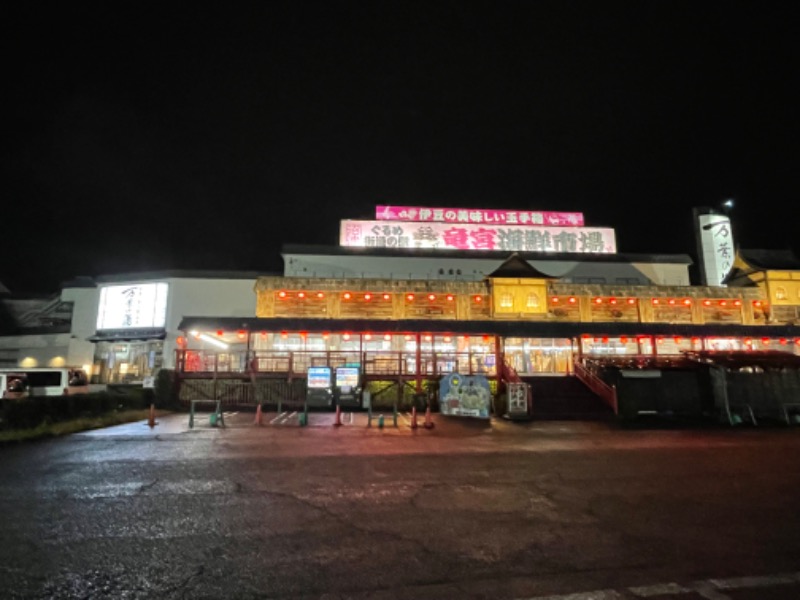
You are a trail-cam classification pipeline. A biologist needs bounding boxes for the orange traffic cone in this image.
[148,403,156,428]
[423,406,435,429]
[254,403,263,426]
[334,405,343,426]
[411,406,418,429]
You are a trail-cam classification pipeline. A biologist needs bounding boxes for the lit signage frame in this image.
[96,283,169,330]
[341,220,616,253]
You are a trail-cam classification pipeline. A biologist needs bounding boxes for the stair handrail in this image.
[501,356,523,384]
[574,360,618,415]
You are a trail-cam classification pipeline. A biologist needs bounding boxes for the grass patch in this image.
[0,409,154,443]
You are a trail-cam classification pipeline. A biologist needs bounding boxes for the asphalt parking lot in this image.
[5,409,800,599]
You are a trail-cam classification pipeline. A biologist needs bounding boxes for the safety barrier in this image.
[189,399,226,429]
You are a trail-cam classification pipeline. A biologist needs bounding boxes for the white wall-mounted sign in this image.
[96,283,169,330]
[341,220,616,253]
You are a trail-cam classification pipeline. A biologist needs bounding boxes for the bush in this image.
[1,391,149,431]
[155,369,179,409]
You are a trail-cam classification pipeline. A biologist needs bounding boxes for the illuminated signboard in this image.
[439,373,491,419]
[697,213,734,286]
[376,205,584,227]
[96,283,169,330]
[335,366,360,389]
[307,367,332,389]
[341,220,616,253]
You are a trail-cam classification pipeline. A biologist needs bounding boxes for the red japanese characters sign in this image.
[340,220,616,253]
[376,205,584,227]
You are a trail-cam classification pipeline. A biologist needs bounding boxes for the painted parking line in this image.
[514,571,800,600]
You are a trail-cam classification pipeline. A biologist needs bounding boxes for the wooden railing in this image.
[574,360,618,414]
[175,349,497,379]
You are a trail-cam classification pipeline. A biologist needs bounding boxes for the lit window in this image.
[526,293,539,308]
[776,287,788,300]
[500,293,513,308]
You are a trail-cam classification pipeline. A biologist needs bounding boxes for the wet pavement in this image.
[2,411,800,599]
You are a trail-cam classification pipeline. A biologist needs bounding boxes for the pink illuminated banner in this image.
[376,205,584,227]
[341,220,615,253]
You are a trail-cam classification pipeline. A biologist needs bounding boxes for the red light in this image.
[683,298,692,306]
[176,336,186,347]
[424,335,432,342]
[299,331,307,339]
[609,298,617,305]
[237,330,246,339]
[474,295,483,303]
[446,294,455,302]
[744,338,752,345]
[719,300,727,307]
[428,294,436,301]
[668,298,676,305]
[703,300,712,306]
[674,336,682,343]
[384,334,392,341]
[216,330,224,336]
[652,298,660,305]
[620,336,628,343]
[795,338,800,346]
[627,298,636,305]
[753,300,763,307]
[383,293,391,300]
[657,337,664,344]
[364,293,372,301]
[601,336,609,343]
[343,292,352,300]
[297,292,305,299]
[322,332,329,340]
[278,291,287,298]
[405,335,413,341]
[691,337,701,344]
[260,331,267,338]
[317,292,325,299]
[733,299,742,306]
[443,336,451,342]
[780,338,788,345]
[364,333,372,340]
[280,331,288,339]
[343,333,351,341]
[581,334,591,339]
[406,293,415,301]
[551,296,560,303]
[568,296,577,304]
[761,337,770,345]
[482,335,490,342]
[594,297,603,304]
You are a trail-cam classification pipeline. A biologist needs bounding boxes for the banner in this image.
[376,205,584,227]
[341,220,616,253]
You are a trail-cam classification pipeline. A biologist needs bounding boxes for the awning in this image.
[87,328,167,342]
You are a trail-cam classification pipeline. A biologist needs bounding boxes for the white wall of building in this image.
[283,253,691,286]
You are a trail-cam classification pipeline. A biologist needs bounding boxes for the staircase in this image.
[522,376,615,420]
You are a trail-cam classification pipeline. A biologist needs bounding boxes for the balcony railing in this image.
[176,349,498,378]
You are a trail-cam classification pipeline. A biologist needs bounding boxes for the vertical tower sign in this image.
[694,208,735,286]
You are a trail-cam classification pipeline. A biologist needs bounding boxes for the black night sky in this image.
[3,1,798,293]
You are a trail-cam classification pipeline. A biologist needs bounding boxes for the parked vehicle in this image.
[0,368,89,399]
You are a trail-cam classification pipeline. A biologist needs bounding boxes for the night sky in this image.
[3,1,797,293]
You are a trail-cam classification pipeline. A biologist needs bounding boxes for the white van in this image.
[0,368,90,399]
